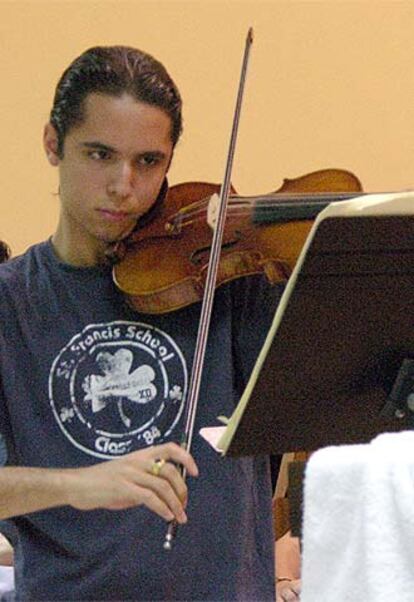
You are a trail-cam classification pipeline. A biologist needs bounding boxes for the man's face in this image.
[44,92,174,265]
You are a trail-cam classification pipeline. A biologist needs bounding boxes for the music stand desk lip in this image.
[215,191,414,457]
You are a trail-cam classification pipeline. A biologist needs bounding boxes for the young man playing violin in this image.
[0,46,290,601]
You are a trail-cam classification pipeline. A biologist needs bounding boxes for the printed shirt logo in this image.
[49,321,188,459]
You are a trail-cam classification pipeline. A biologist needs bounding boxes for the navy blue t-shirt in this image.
[0,240,283,601]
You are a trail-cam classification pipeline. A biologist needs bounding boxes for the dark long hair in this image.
[50,46,183,158]
[0,241,10,263]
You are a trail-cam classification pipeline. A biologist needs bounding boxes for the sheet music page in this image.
[214,190,414,454]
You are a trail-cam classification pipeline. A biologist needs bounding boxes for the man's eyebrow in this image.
[80,142,167,158]
[80,141,115,152]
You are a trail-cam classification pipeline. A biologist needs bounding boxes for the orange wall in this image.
[1,0,413,255]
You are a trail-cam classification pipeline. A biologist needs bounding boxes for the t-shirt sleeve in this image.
[0,293,15,467]
[0,301,19,543]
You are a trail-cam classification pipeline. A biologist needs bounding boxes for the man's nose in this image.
[107,161,135,199]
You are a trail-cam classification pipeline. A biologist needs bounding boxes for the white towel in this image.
[300,431,414,602]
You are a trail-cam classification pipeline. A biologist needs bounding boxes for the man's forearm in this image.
[0,443,198,522]
[0,466,71,519]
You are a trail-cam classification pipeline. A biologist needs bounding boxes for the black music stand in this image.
[217,193,414,457]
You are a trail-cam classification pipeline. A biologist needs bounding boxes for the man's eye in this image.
[138,154,159,167]
[88,150,112,161]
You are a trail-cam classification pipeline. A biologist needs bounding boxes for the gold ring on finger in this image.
[151,458,166,477]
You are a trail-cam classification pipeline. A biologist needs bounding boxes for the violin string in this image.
[172,210,250,229]
[168,191,365,229]
[169,199,254,227]
[172,192,357,223]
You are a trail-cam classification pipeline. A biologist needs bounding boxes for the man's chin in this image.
[100,223,137,246]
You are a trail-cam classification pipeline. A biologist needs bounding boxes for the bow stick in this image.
[164,27,254,550]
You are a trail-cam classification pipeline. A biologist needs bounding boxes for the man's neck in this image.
[51,228,108,267]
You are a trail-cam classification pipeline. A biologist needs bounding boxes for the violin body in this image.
[113,168,363,314]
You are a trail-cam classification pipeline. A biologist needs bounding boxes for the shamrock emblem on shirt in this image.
[82,349,157,427]
[169,385,183,403]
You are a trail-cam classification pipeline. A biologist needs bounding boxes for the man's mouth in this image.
[98,209,133,223]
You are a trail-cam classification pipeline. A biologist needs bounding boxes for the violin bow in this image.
[164,27,254,550]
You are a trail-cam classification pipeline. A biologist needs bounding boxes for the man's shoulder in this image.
[0,241,49,290]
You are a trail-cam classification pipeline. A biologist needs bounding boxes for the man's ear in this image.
[43,123,60,166]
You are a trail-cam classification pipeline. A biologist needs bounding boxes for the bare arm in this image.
[0,442,198,524]
[275,530,301,601]
[0,534,13,566]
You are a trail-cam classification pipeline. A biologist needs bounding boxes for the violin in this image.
[112,167,363,314]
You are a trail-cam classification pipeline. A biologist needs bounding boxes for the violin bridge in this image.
[207,193,220,231]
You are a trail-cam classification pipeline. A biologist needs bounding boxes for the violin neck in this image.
[251,192,365,224]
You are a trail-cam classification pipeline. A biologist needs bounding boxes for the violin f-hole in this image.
[190,231,243,265]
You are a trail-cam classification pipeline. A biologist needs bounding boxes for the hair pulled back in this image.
[50,46,183,158]
[0,241,11,263]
